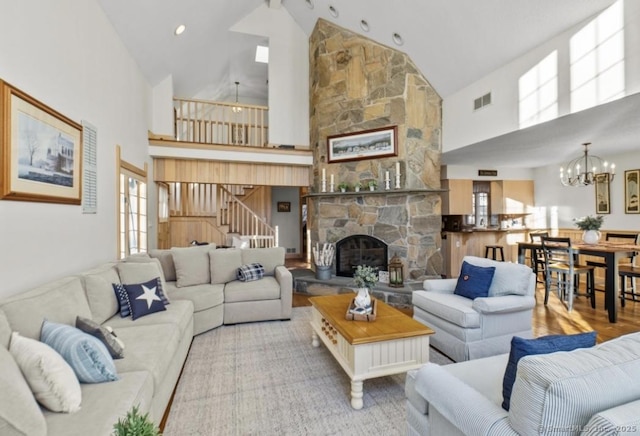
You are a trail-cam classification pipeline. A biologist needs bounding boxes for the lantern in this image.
[388,253,404,288]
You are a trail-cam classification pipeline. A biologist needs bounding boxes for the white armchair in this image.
[412,256,536,362]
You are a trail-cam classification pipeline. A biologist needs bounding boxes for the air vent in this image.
[473,92,492,111]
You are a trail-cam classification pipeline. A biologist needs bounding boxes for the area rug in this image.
[163,306,451,436]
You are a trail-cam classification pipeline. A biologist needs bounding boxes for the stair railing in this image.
[216,185,277,246]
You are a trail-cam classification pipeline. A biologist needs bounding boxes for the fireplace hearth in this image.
[335,235,388,277]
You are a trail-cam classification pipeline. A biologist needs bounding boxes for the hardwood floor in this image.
[288,259,640,343]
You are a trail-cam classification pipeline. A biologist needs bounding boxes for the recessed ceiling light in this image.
[329,5,339,18]
[174,24,186,36]
[392,32,404,46]
[305,0,314,9]
[360,20,370,32]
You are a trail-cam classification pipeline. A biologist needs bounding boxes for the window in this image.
[117,146,148,259]
[570,0,625,113]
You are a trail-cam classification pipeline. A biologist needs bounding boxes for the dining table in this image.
[517,240,640,323]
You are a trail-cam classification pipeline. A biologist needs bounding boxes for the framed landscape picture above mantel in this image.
[624,169,639,214]
[327,126,397,163]
[0,81,83,204]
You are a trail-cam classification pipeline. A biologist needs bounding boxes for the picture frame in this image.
[327,126,397,163]
[1,81,82,204]
[277,201,291,212]
[624,169,639,214]
[594,173,610,214]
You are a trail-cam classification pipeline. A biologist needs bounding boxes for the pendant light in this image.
[232,81,243,113]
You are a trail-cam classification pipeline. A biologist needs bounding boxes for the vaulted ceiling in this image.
[97,0,638,168]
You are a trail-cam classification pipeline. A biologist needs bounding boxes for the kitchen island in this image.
[441,228,531,278]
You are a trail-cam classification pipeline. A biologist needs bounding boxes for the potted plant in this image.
[354,182,362,192]
[337,181,349,193]
[368,180,378,191]
[113,405,161,436]
[574,215,604,244]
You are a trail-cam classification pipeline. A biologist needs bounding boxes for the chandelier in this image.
[560,142,615,187]
[232,81,243,113]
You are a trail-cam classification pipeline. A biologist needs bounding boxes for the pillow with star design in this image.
[122,278,167,320]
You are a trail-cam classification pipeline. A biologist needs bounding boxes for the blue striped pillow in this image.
[40,320,118,384]
[112,283,131,317]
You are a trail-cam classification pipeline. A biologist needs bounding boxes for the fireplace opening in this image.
[335,235,388,277]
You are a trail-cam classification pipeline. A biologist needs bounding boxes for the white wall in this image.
[151,75,175,137]
[231,3,310,147]
[443,0,640,152]
[0,0,152,297]
[534,149,640,231]
[443,165,534,180]
[271,187,301,254]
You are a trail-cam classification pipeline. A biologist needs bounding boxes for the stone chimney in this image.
[307,19,443,281]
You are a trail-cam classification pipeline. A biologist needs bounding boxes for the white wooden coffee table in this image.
[309,294,433,409]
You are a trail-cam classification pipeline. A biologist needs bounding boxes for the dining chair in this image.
[529,231,549,285]
[586,232,638,302]
[541,236,596,311]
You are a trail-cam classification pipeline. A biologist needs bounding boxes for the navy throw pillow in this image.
[453,261,495,299]
[112,283,131,317]
[123,278,167,321]
[501,331,597,410]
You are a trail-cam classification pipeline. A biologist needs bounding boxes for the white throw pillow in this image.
[171,245,213,287]
[9,332,81,413]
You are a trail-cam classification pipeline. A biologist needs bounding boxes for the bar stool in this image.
[484,245,505,261]
[619,265,640,307]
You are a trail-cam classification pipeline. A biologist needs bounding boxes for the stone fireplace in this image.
[335,235,387,277]
[307,19,443,282]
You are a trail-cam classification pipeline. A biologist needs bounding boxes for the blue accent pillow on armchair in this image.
[501,331,597,410]
[453,261,496,299]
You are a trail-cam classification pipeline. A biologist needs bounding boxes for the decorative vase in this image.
[582,230,601,244]
[315,265,332,280]
[354,186,360,192]
[354,287,372,312]
[369,185,375,191]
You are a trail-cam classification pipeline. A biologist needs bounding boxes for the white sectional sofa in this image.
[0,245,292,435]
[405,332,640,435]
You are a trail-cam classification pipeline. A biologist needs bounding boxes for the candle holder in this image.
[329,183,335,193]
[384,179,391,191]
[395,175,401,189]
[321,181,327,193]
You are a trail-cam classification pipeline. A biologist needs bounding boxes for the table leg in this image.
[517,246,526,264]
[312,330,320,347]
[605,253,618,323]
[350,379,363,410]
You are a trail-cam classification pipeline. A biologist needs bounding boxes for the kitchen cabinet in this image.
[442,179,473,215]
[490,180,534,214]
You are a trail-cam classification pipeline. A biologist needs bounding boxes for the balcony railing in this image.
[174,97,268,147]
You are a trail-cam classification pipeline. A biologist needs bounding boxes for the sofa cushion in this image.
[76,316,125,359]
[0,276,92,340]
[9,332,82,413]
[79,263,120,325]
[582,399,640,436]
[502,332,597,410]
[454,261,495,299]
[224,276,281,303]
[149,248,177,282]
[463,256,534,297]
[172,245,213,287]
[210,248,243,284]
[117,262,170,305]
[41,320,118,383]
[123,279,167,321]
[509,332,640,436]
[0,343,47,436]
[412,291,480,328]
[44,370,154,436]
[165,282,224,312]
[105,300,194,339]
[241,247,285,276]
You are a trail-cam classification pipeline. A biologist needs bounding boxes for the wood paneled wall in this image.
[153,158,310,186]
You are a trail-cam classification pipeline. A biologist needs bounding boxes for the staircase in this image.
[166,182,277,247]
